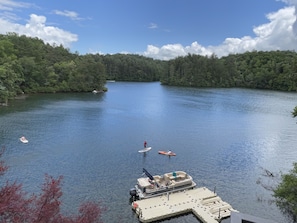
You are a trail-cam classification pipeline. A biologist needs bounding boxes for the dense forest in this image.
[103,54,166,82]
[162,51,297,91]
[1,33,297,105]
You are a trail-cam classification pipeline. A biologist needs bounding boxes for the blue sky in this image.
[0,0,296,60]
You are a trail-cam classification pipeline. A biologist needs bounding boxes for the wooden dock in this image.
[131,187,236,223]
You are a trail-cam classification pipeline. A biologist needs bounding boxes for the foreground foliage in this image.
[0,148,103,223]
[273,163,297,223]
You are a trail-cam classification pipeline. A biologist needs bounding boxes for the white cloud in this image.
[53,10,82,21]
[0,0,34,21]
[279,0,297,5]
[144,44,186,60]
[148,23,157,29]
[0,11,20,21]
[0,0,78,48]
[0,0,31,11]
[144,5,297,60]
[0,14,78,48]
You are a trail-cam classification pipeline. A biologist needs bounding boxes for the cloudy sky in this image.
[0,0,297,60]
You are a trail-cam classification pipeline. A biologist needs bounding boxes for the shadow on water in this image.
[0,92,106,115]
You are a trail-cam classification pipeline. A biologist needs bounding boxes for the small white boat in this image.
[92,89,103,94]
[20,136,28,143]
[130,168,196,200]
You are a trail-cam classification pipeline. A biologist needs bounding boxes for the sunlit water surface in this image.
[1,82,297,223]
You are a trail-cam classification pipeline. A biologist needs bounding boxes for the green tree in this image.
[273,163,297,222]
[0,38,23,104]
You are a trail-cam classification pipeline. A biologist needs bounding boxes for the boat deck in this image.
[135,170,196,199]
[132,187,236,223]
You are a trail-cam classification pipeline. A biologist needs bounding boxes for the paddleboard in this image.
[138,147,152,153]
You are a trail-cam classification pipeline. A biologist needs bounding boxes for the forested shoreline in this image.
[163,51,297,91]
[1,33,297,105]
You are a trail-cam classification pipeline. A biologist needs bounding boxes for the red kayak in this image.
[158,150,176,156]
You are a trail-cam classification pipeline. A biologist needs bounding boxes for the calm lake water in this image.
[1,82,297,223]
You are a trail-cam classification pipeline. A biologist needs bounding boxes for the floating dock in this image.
[132,187,236,223]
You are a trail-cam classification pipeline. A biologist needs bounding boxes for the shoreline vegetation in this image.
[1,33,297,106]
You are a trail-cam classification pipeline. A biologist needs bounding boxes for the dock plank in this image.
[132,187,235,223]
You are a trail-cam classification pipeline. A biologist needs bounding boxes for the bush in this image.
[273,162,297,222]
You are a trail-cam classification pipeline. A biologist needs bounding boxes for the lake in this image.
[1,82,297,223]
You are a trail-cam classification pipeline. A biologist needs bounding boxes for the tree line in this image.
[162,51,297,91]
[0,33,107,105]
[0,33,166,105]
